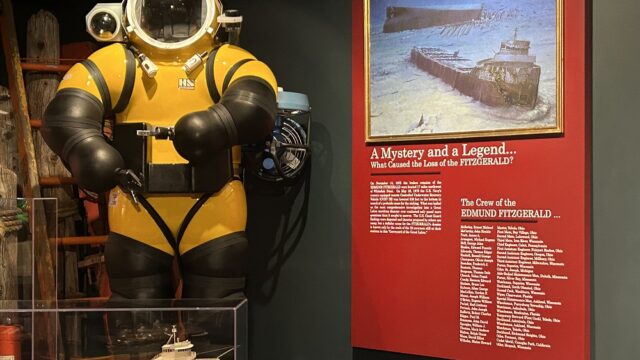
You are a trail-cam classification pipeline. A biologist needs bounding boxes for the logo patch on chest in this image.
[178,78,196,90]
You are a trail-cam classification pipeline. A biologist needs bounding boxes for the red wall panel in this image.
[352,0,589,358]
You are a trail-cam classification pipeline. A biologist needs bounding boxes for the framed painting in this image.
[365,0,564,143]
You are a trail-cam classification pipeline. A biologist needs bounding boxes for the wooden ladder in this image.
[0,1,58,358]
[1,2,109,248]
[0,0,56,295]
[0,1,110,358]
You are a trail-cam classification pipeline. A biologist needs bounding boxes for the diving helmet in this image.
[86,0,223,51]
[125,0,220,51]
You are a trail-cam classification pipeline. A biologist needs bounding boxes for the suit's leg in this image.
[181,231,248,299]
[105,232,174,299]
[104,232,175,351]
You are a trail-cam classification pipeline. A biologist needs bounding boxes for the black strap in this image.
[176,193,213,247]
[222,58,255,93]
[80,59,112,116]
[136,193,215,279]
[137,195,178,254]
[113,45,136,114]
[206,46,222,103]
[136,193,187,279]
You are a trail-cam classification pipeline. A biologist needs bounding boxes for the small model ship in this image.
[383,4,483,33]
[410,29,541,108]
[152,325,197,360]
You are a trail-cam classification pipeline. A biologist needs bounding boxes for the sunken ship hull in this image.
[410,46,541,108]
[383,6,483,33]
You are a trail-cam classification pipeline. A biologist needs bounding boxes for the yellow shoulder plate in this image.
[210,44,278,98]
[59,44,130,113]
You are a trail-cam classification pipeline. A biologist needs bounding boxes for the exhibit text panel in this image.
[351,0,589,358]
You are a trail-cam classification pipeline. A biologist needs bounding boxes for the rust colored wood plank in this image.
[39,176,76,186]
[30,118,41,128]
[66,296,109,302]
[58,235,108,246]
[21,62,70,72]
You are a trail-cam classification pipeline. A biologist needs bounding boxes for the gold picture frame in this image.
[365,0,564,143]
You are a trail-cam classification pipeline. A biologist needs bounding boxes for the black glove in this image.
[172,77,277,164]
[114,168,143,194]
[66,137,126,193]
[172,106,231,164]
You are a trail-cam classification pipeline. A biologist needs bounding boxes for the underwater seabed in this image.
[369,0,558,137]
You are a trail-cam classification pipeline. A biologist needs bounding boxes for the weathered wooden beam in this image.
[0,167,18,323]
[0,86,17,174]
[27,10,81,301]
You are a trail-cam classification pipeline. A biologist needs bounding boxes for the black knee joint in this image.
[105,233,174,299]
[181,232,248,299]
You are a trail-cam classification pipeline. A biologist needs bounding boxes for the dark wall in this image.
[226,1,353,359]
[592,0,640,359]
[233,1,440,359]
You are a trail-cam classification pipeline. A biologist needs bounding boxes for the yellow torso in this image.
[57,43,278,254]
[119,63,214,164]
[59,43,277,166]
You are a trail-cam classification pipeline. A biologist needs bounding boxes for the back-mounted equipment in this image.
[256,91,312,183]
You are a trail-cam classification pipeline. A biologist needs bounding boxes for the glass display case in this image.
[0,199,247,360]
[55,298,247,360]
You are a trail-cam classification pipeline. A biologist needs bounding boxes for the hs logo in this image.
[178,78,196,90]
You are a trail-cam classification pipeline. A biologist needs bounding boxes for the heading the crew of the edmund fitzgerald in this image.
[461,208,553,219]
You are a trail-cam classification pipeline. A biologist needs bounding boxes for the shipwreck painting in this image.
[365,0,563,142]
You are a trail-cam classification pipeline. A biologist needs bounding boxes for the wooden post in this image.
[26,10,80,299]
[0,167,18,317]
[25,10,59,63]
[0,86,17,176]
[0,83,18,318]
[0,1,58,358]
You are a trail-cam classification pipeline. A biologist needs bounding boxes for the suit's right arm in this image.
[42,44,130,193]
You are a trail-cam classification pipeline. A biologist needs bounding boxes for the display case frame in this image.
[0,198,247,360]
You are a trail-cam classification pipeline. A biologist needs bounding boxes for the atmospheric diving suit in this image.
[42,0,277,300]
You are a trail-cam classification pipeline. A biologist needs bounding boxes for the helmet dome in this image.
[125,0,219,52]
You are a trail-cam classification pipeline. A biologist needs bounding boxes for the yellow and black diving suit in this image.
[42,0,277,300]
